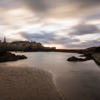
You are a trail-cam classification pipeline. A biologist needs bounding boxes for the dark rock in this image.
[94,46,100,53]
[67,54,93,62]
[67,56,85,61]
[16,55,27,59]
[0,52,27,62]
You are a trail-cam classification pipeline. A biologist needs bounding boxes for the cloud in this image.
[70,0,100,8]
[65,40,100,49]
[68,23,100,35]
[0,0,100,26]
[0,0,22,10]
[84,13,100,21]
[1,0,100,19]
[20,31,57,43]
[21,0,100,19]
[20,31,80,45]
[83,12,100,24]
[53,37,80,44]
[0,0,100,49]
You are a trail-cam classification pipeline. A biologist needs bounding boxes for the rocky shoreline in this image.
[67,54,92,62]
[0,51,27,62]
[67,52,100,66]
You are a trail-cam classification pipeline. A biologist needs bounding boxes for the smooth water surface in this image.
[1,52,100,100]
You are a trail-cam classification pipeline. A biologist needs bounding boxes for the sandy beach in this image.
[0,66,66,100]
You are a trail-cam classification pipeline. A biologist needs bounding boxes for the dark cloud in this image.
[70,0,100,8]
[53,37,80,44]
[20,31,56,43]
[23,0,100,12]
[65,40,100,49]
[1,0,100,19]
[22,0,100,18]
[20,31,80,45]
[84,13,100,21]
[68,23,100,35]
[0,0,22,9]
[23,0,48,12]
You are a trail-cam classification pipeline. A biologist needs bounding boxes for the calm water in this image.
[1,52,100,100]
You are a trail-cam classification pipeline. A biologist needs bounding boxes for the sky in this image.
[0,0,100,49]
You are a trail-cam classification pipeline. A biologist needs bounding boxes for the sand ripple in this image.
[0,66,66,100]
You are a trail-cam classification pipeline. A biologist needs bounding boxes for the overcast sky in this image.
[0,0,100,49]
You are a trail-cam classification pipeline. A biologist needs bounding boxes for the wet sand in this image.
[0,66,66,100]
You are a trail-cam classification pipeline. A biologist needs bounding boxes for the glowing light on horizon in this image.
[44,45,53,47]
[44,44,66,49]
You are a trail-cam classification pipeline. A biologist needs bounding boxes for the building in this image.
[0,36,56,51]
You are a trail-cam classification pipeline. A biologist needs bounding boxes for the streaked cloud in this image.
[0,0,100,49]
[68,23,100,35]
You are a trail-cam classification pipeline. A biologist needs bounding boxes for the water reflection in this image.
[1,52,100,100]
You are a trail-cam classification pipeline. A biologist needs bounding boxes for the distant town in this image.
[0,37,56,51]
[0,36,100,53]
[0,36,100,64]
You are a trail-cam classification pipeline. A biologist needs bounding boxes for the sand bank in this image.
[0,66,66,100]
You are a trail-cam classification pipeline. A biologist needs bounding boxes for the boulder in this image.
[0,52,27,62]
[67,56,85,61]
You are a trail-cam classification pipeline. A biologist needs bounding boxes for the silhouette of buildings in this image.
[0,37,56,51]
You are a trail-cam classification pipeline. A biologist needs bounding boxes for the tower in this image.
[4,36,6,43]
[3,36,7,50]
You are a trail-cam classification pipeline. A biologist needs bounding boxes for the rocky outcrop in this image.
[67,55,92,62]
[67,56,85,61]
[0,52,27,62]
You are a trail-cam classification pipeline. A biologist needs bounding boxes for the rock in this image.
[67,56,85,61]
[67,54,93,62]
[16,55,27,59]
[0,52,27,62]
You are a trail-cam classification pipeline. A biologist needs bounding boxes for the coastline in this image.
[0,66,66,100]
[92,53,100,64]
